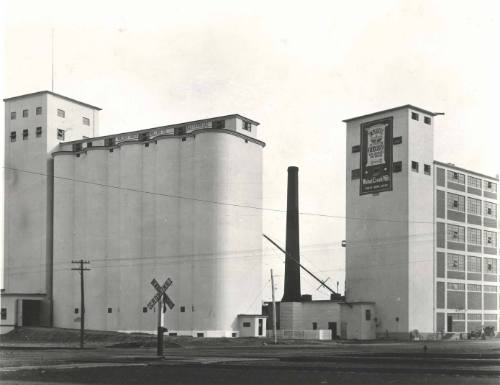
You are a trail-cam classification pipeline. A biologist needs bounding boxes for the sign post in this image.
[147,278,175,356]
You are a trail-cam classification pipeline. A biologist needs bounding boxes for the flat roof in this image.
[434,160,499,181]
[4,90,102,110]
[343,104,440,123]
[62,114,260,144]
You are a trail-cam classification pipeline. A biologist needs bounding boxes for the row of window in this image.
[447,282,497,292]
[447,224,497,247]
[411,111,432,125]
[9,128,65,142]
[447,253,498,274]
[447,313,498,321]
[411,161,431,175]
[74,306,194,314]
[10,127,43,141]
[10,107,91,126]
[447,193,497,218]
[447,170,497,193]
[10,107,43,119]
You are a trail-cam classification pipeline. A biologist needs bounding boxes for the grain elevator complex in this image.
[1,91,498,339]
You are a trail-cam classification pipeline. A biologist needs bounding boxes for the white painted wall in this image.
[345,108,410,334]
[52,129,263,334]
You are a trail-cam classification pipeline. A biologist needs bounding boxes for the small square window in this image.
[36,107,42,115]
[174,127,186,136]
[213,120,225,129]
[180,306,185,312]
[411,112,419,121]
[392,136,403,145]
[86,141,93,148]
[144,142,149,147]
[57,129,65,141]
[411,161,419,172]
[10,111,16,120]
[10,132,16,142]
[107,307,112,314]
[22,109,28,118]
[424,164,431,175]
[365,309,371,321]
[74,308,79,314]
[57,109,66,118]
[424,116,431,125]
[22,129,28,140]
[243,322,251,327]
[393,161,402,173]
[82,117,90,126]
[142,307,148,313]
[181,137,187,142]
[1,308,7,320]
[36,127,42,137]
[105,138,115,147]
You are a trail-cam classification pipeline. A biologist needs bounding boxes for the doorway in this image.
[328,322,337,339]
[22,300,41,326]
[258,318,263,336]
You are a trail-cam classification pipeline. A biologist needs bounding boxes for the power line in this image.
[3,165,438,224]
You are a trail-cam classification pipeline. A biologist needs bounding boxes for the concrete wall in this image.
[345,108,410,334]
[3,92,99,332]
[52,129,263,334]
[407,110,434,333]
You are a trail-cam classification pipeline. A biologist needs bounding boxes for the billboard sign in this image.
[360,117,393,195]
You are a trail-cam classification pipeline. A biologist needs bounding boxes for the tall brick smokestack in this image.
[282,166,301,302]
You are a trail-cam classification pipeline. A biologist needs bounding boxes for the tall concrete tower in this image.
[344,105,436,337]
[2,91,100,329]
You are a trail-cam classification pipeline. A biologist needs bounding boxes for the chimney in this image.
[282,166,301,302]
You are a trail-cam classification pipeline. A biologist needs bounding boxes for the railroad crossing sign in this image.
[147,278,175,310]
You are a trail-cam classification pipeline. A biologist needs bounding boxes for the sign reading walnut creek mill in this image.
[360,117,393,195]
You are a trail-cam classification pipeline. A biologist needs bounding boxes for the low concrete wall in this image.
[267,329,332,340]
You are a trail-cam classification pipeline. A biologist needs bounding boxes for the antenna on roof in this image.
[51,28,54,92]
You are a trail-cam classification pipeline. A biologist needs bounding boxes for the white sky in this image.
[1,0,499,300]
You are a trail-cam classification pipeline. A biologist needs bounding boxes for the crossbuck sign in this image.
[147,278,175,310]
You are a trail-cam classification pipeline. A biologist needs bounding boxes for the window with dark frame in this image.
[22,129,28,140]
[424,164,431,175]
[411,161,419,172]
[365,309,371,321]
[10,132,16,142]
[312,322,318,330]
[393,161,402,173]
[1,308,6,320]
[36,127,42,137]
[411,112,419,121]
[243,322,251,327]
[107,307,112,314]
[36,107,42,115]
[105,137,115,147]
[82,117,90,126]
[57,129,65,141]
[174,126,186,136]
[22,109,28,118]
[142,307,148,313]
[74,308,79,314]
[243,121,252,131]
[424,116,431,124]
[180,306,185,312]
[10,111,16,120]
[86,141,93,148]
[57,109,66,118]
[213,120,225,129]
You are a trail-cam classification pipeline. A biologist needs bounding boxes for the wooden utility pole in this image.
[71,260,90,349]
[270,269,277,344]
